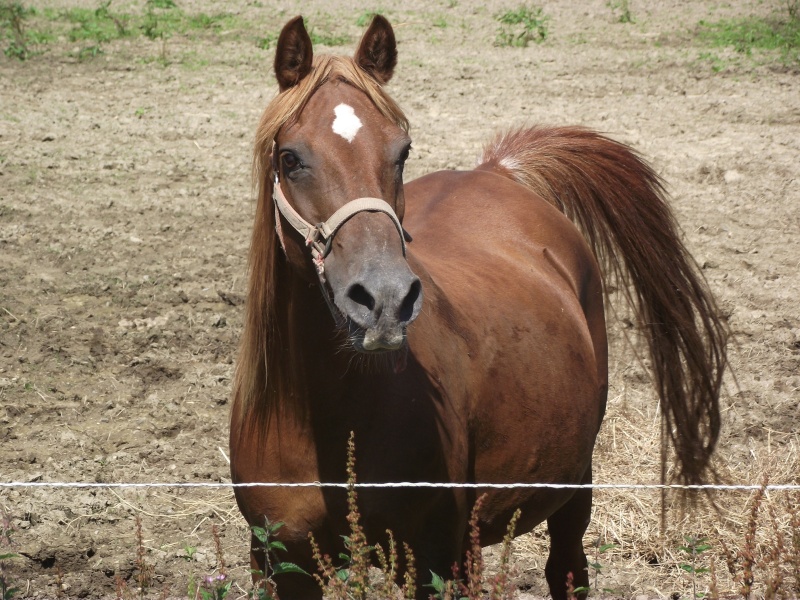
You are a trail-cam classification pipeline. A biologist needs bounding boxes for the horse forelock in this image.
[234,54,409,432]
[252,54,408,196]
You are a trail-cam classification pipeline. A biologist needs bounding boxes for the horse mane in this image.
[232,54,409,433]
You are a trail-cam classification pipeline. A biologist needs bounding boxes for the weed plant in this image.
[307,28,349,47]
[678,535,711,599]
[573,539,617,596]
[4,481,800,597]
[607,0,634,24]
[0,1,39,59]
[426,496,521,600]
[249,519,309,599]
[494,4,548,47]
[306,434,521,599]
[255,32,277,50]
[0,1,350,61]
[709,482,800,598]
[308,432,417,599]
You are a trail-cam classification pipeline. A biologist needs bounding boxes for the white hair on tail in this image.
[498,156,520,171]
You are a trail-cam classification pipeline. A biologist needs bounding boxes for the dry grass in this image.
[507,332,800,598]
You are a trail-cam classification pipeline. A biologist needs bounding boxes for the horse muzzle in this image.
[271,177,422,351]
[338,272,422,353]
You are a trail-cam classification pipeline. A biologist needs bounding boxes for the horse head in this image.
[269,15,422,352]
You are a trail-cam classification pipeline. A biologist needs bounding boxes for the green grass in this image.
[696,50,728,73]
[494,4,549,47]
[1,0,240,61]
[355,10,379,27]
[308,28,349,47]
[255,31,277,50]
[697,13,800,66]
[0,2,40,59]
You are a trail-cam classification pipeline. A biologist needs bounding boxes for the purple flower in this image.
[204,573,227,585]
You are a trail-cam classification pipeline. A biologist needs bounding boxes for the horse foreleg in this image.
[544,469,592,600]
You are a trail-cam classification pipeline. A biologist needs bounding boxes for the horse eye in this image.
[281,152,301,173]
[398,145,411,165]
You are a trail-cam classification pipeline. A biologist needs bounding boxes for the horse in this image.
[229,15,728,599]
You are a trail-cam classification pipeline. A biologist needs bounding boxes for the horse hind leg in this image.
[544,467,592,600]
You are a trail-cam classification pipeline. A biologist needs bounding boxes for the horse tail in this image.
[476,126,728,485]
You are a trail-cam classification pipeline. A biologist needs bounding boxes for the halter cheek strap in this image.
[271,173,407,282]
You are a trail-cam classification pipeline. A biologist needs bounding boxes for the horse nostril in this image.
[398,279,421,323]
[347,283,376,312]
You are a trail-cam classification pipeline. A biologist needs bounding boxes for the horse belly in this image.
[467,268,603,535]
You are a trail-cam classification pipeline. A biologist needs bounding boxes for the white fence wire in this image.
[1,481,799,491]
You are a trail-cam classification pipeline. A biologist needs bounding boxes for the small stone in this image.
[723,169,743,183]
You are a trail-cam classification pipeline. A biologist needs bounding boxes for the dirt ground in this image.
[1,0,798,598]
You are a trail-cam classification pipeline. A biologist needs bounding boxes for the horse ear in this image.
[354,15,397,85]
[274,16,313,92]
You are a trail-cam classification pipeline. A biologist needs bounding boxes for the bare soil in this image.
[1,1,798,598]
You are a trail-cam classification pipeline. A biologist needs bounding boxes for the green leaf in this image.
[268,521,285,534]
[268,540,287,553]
[271,562,310,576]
[251,526,268,543]
[573,586,590,593]
[426,570,446,593]
[599,543,618,552]
[680,564,695,573]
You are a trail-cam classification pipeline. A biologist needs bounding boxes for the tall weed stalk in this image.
[309,432,416,599]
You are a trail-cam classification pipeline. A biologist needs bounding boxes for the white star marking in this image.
[332,103,363,143]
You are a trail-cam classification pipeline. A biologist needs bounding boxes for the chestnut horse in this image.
[230,15,727,599]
